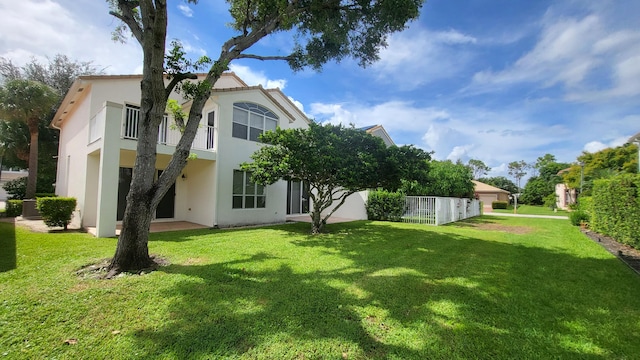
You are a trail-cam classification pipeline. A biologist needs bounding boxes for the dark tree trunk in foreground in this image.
[25,118,39,199]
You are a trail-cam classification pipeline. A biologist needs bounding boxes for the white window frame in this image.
[232,170,266,209]
[232,102,278,142]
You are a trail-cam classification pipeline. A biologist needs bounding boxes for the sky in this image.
[0,0,638,179]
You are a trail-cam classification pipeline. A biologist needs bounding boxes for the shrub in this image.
[569,210,589,227]
[492,201,508,209]
[590,174,640,248]
[543,193,557,209]
[366,190,406,222]
[3,177,27,200]
[36,197,77,230]
[6,200,23,217]
[2,177,57,200]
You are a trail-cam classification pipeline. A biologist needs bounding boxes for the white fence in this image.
[403,196,481,225]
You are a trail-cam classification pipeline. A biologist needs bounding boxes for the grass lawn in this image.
[2,217,640,359]
[491,204,568,216]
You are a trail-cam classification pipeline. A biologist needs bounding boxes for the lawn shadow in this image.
[132,221,640,358]
[136,256,420,359]
[0,220,16,272]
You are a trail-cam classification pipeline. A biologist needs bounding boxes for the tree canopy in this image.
[0,55,100,192]
[241,123,430,233]
[467,159,491,179]
[0,79,59,198]
[106,0,427,273]
[520,155,568,205]
[508,160,529,192]
[402,160,474,198]
[562,143,638,195]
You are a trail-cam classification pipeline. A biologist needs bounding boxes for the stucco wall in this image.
[213,89,293,227]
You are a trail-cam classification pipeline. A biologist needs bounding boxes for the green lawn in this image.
[491,204,568,216]
[1,217,640,359]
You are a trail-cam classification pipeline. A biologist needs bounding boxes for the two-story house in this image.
[51,73,316,237]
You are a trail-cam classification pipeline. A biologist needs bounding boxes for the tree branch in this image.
[111,0,143,44]
[235,54,294,62]
[164,72,197,99]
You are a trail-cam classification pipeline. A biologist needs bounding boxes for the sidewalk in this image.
[484,212,568,220]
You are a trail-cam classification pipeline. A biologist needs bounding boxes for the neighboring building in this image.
[555,183,576,210]
[555,167,577,210]
[472,180,510,211]
[51,73,316,237]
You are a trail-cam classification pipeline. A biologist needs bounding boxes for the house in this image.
[52,73,318,237]
[472,180,510,211]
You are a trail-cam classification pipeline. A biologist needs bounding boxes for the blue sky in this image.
[1,0,638,178]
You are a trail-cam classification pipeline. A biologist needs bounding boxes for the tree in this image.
[508,160,529,192]
[520,154,568,205]
[476,176,518,194]
[106,0,425,273]
[241,123,430,233]
[467,159,490,179]
[562,143,638,195]
[403,160,474,198]
[0,80,59,199]
[0,55,100,189]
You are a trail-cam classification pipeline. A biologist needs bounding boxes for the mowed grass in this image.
[1,217,640,359]
[491,204,568,216]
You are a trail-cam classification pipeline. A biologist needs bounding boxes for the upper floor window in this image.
[232,102,278,141]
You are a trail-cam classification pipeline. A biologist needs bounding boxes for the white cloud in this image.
[470,10,640,101]
[228,63,286,89]
[0,0,142,74]
[447,145,474,162]
[177,4,194,17]
[287,96,308,115]
[373,26,477,89]
[583,141,607,153]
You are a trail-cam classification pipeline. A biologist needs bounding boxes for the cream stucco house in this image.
[52,73,329,237]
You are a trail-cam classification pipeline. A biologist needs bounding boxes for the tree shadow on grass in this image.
[133,221,640,358]
[0,220,16,272]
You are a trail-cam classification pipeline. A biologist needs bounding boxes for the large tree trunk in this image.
[25,118,38,199]
[108,1,169,274]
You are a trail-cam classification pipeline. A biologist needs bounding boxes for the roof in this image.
[360,125,395,146]
[50,72,259,128]
[472,180,510,194]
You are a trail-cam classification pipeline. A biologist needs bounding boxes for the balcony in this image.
[121,105,215,151]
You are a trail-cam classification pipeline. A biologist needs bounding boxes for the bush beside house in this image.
[36,197,76,230]
[366,190,405,222]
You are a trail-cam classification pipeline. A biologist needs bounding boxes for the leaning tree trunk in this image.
[25,118,39,199]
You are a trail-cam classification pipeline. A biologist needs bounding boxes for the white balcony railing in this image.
[122,105,214,151]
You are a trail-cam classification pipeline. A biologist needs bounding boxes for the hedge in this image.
[590,174,640,249]
[492,201,508,209]
[36,197,77,230]
[366,190,406,222]
[6,200,23,217]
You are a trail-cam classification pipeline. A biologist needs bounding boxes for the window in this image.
[232,102,278,141]
[232,170,266,209]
